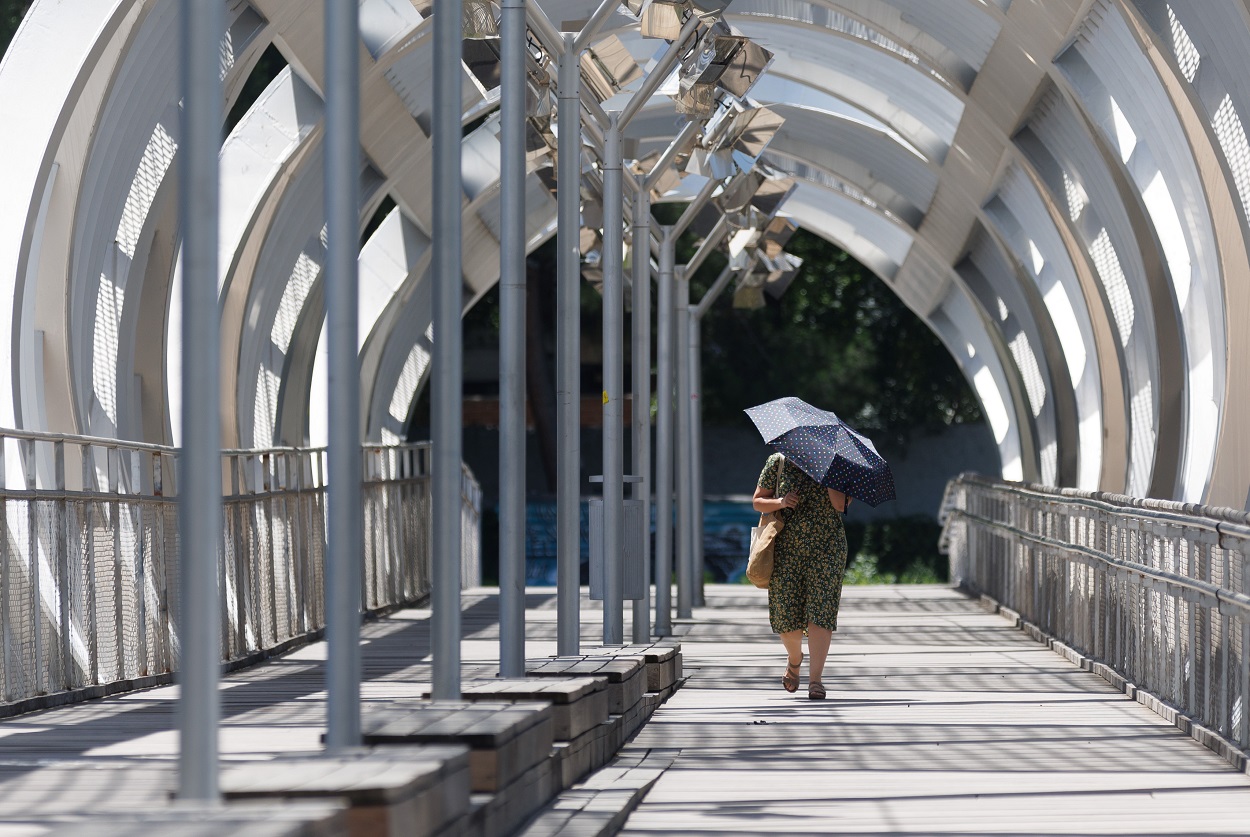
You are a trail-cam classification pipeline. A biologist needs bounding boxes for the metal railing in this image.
[0,429,480,707]
[941,473,1249,759]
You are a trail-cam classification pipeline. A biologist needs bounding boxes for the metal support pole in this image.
[644,121,700,193]
[602,114,625,645]
[498,0,526,677]
[524,2,562,59]
[556,35,583,656]
[684,215,730,277]
[694,261,739,319]
[689,309,704,608]
[687,262,735,609]
[431,0,464,701]
[675,267,694,619]
[325,0,363,743]
[573,0,626,52]
[177,0,223,801]
[654,229,676,636]
[631,176,652,643]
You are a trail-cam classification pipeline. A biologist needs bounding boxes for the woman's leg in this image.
[779,628,804,691]
[806,623,832,685]
[780,629,804,666]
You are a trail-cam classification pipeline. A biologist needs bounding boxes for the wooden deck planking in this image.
[0,588,568,830]
[0,583,1247,834]
[617,585,1250,835]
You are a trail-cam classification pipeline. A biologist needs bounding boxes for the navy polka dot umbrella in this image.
[745,396,897,507]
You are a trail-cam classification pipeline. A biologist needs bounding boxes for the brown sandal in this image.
[808,681,826,700]
[782,658,802,693]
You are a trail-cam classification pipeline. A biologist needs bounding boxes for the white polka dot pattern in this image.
[745,396,897,507]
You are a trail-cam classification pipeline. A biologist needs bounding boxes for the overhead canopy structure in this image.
[2,0,1249,510]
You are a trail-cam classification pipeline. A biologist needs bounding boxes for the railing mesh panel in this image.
[0,437,478,709]
[942,473,1250,755]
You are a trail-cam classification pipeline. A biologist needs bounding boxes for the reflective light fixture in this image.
[730,247,801,309]
[640,0,689,39]
[721,104,784,164]
[717,169,764,212]
[760,250,803,298]
[683,23,771,95]
[461,0,502,90]
[463,39,502,91]
[747,175,796,218]
[757,216,797,258]
[581,35,644,101]
[640,0,733,39]
[463,0,500,38]
[717,37,773,98]
[689,102,784,176]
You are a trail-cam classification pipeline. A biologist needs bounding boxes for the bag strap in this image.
[774,454,785,494]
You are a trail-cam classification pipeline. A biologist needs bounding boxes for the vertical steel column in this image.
[630,178,652,643]
[690,317,704,608]
[431,0,464,701]
[556,35,582,656]
[690,261,735,610]
[325,0,363,748]
[177,0,223,800]
[601,114,624,645]
[675,267,693,619]
[497,0,526,678]
[653,230,675,636]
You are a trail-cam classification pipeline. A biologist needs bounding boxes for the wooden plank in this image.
[616,585,1250,835]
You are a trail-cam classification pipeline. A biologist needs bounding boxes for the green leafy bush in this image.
[843,516,947,585]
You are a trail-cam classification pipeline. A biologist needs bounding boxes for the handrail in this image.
[0,431,481,712]
[949,471,1250,527]
[941,472,1250,760]
[947,506,1250,617]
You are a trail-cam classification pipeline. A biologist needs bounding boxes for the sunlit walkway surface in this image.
[0,588,571,831]
[0,584,1246,834]
[620,585,1250,835]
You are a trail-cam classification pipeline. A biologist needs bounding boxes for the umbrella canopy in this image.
[745,396,897,507]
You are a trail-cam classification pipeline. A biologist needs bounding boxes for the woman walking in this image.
[752,452,851,700]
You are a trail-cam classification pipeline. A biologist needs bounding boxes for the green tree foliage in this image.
[691,228,983,445]
[2,1,33,60]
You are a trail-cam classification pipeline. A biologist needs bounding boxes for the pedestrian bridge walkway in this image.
[618,585,1250,835]
[0,582,1246,835]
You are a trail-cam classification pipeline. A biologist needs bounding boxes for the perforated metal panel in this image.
[942,474,1250,756]
[0,432,480,707]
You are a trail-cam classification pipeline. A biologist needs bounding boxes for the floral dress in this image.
[757,452,848,634]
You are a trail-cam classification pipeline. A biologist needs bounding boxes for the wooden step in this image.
[221,746,470,837]
[430,677,609,741]
[362,702,552,794]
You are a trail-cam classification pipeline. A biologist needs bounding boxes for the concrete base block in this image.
[516,749,680,837]
[43,801,349,837]
[553,714,618,789]
[444,751,560,837]
[430,677,609,741]
[581,643,682,693]
[221,746,470,837]
[363,702,553,793]
[525,657,646,716]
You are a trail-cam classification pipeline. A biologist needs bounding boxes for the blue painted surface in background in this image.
[522,499,758,585]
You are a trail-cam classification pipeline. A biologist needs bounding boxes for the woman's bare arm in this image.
[826,487,851,513]
[754,485,798,513]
